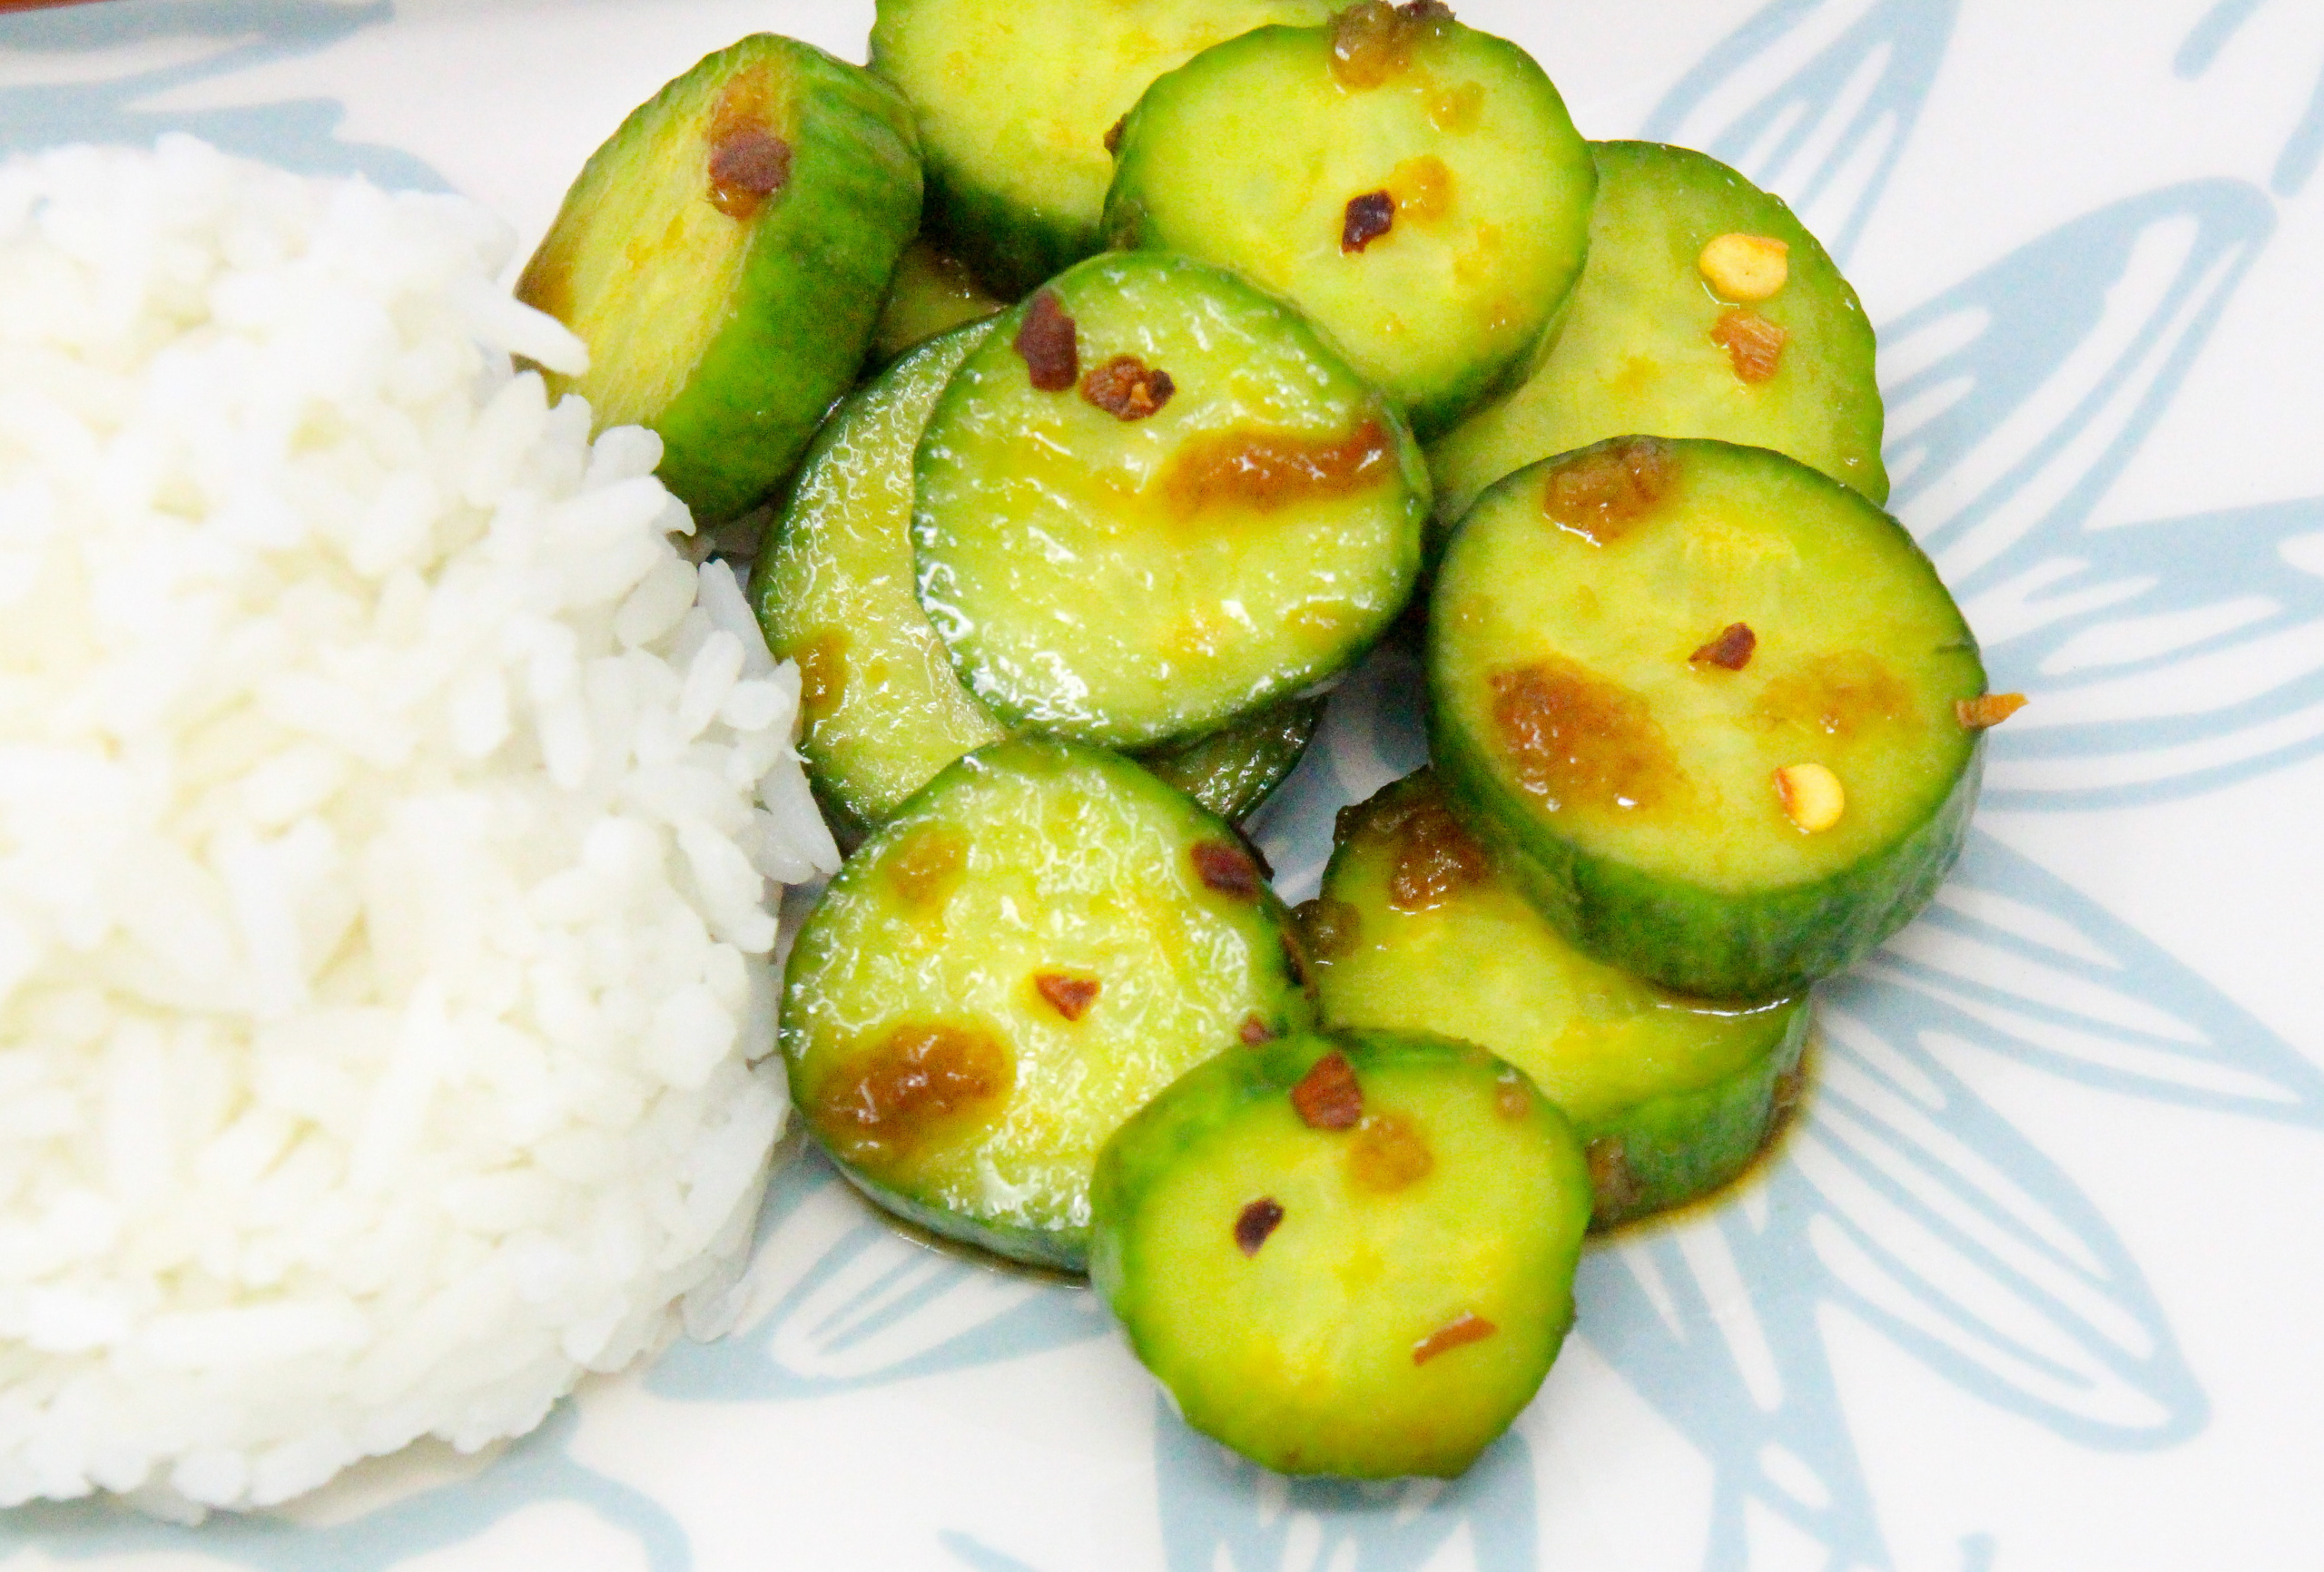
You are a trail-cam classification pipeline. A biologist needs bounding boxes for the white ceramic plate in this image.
[5,1,2324,1567]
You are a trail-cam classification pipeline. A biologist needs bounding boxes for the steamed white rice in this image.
[0,136,837,1509]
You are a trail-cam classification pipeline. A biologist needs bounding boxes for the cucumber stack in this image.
[525,0,2017,1487]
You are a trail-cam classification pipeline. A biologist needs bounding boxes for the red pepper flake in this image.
[1191,840,1263,899]
[1014,290,1079,391]
[1104,115,1127,155]
[707,128,793,221]
[1711,308,1787,383]
[1291,1050,1364,1131]
[1235,1197,1285,1256]
[1239,1015,1276,1046]
[1956,693,2028,730]
[1033,973,1099,1021]
[1412,1312,1497,1366]
[1690,622,1758,671]
[1341,190,1395,253]
[1346,1113,1433,1193]
[1080,354,1176,420]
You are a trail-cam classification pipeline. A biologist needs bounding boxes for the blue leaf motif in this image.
[2175,0,2324,195]
[647,1146,1108,1403]
[1156,1401,1539,1572]
[0,1404,691,1571]
[0,0,443,190]
[1641,0,1961,260]
[1861,832,2324,1123]
[1876,178,2310,806]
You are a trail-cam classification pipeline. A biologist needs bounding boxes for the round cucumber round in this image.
[1304,771,1807,1226]
[1102,6,1594,437]
[914,250,1427,751]
[1428,437,1987,1000]
[870,0,1336,298]
[870,236,1004,365]
[1090,1027,1591,1479]
[1429,139,1886,537]
[515,34,922,524]
[757,319,1332,841]
[781,738,1315,1271]
[756,319,1009,844]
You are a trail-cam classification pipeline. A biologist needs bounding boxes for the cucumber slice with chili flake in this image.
[1089,1028,1590,1478]
[781,738,1315,1271]
[1429,140,1887,536]
[1102,4,1594,437]
[870,0,1336,298]
[1428,437,1988,1000]
[871,237,1005,365]
[1304,771,1808,1226]
[516,34,921,524]
[914,250,1427,752]
[758,320,1331,841]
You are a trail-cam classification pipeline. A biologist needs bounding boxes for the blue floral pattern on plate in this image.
[2,0,2318,1566]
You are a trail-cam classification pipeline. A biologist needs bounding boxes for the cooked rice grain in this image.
[0,137,837,1509]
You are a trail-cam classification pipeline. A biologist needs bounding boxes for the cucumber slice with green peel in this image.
[1303,771,1808,1226]
[1089,1028,1590,1478]
[758,320,1334,840]
[781,738,1315,1270]
[1428,140,1887,538]
[1428,437,1987,1000]
[870,0,1336,299]
[756,319,1009,844]
[914,250,1428,752]
[1102,5,1594,438]
[516,34,921,524]
[1145,694,1327,824]
[871,237,1005,365]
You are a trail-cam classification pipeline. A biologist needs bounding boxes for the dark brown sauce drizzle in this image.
[815,1023,1013,1162]
[1159,418,1393,515]
[1490,659,1686,813]
[1541,437,1676,544]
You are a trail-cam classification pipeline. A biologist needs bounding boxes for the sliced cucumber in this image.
[781,739,1315,1270]
[1428,437,1986,999]
[756,319,1009,844]
[870,0,1335,297]
[1145,694,1326,824]
[1103,6,1593,437]
[759,320,1334,840]
[1429,140,1886,535]
[1090,1028,1590,1478]
[516,34,922,523]
[914,250,1427,751]
[871,237,1005,365]
[1305,771,1807,1225]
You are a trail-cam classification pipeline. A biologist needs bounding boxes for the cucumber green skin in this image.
[1427,441,1986,1000]
[1090,1029,1590,1478]
[1310,771,1810,1226]
[1427,139,1886,540]
[1103,22,1594,439]
[781,738,1315,1271]
[661,44,921,522]
[1144,694,1325,824]
[528,35,923,524]
[871,0,1335,299]
[1580,1009,1807,1228]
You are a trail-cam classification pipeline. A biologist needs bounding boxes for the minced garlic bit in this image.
[1773,761,1845,832]
[1956,693,2028,730]
[1698,232,1790,301]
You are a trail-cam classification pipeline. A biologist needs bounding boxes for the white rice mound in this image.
[0,136,839,1510]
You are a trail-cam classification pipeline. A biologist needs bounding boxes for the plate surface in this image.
[5,2,2324,1567]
